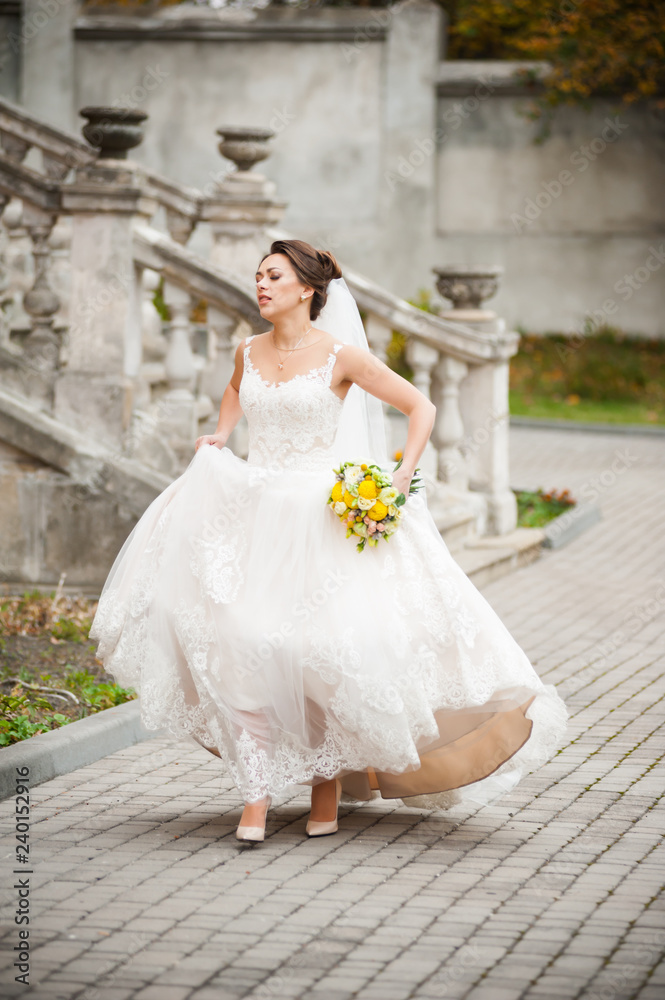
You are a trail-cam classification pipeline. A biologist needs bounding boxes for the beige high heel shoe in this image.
[306,778,342,837]
[236,795,271,843]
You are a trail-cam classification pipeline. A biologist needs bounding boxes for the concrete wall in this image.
[0,440,137,589]
[433,76,665,337]
[12,0,665,337]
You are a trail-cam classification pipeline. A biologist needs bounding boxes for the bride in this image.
[89,238,568,844]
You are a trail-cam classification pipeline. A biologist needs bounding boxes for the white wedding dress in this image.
[89,334,568,809]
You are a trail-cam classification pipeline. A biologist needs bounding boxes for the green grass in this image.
[510,327,665,426]
[390,305,665,427]
[509,392,665,426]
[0,590,136,745]
[514,488,576,528]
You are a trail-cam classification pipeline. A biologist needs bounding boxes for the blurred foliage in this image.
[511,326,665,424]
[152,276,170,322]
[1,591,94,642]
[514,487,576,528]
[444,0,665,119]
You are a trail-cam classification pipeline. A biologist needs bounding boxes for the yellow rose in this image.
[368,500,388,521]
[331,481,344,503]
[344,490,358,508]
[357,479,378,500]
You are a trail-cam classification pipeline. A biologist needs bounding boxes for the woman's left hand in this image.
[392,466,413,500]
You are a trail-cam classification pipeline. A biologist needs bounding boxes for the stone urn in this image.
[216,126,276,172]
[80,107,148,159]
[432,265,503,319]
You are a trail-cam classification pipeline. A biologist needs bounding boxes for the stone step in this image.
[451,527,545,588]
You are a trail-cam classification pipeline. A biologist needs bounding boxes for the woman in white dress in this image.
[89,239,568,843]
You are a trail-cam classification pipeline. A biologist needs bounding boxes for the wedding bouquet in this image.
[327,459,422,552]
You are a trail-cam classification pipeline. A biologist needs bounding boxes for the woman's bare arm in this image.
[334,344,436,496]
[194,339,246,452]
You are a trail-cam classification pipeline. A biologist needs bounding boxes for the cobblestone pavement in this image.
[1,426,664,1000]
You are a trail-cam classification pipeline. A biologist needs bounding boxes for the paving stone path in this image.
[1,425,664,1000]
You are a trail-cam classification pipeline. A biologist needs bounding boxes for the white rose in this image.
[388,504,400,518]
[379,487,399,505]
[357,496,374,510]
[333,501,348,516]
[344,466,363,486]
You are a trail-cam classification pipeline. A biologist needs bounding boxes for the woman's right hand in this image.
[194,433,226,452]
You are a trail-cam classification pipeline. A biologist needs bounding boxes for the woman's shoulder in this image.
[311,328,347,352]
[238,331,269,351]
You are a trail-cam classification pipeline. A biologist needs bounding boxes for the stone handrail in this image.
[0,95,96,177]
[320,255,518,364]
[140,167,204,245]
[133,223,265,332]
[0,152,61,213]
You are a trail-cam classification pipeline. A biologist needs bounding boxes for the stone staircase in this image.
[0,93,545,591]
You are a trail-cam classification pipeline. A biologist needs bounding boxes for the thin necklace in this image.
[272,327,313,370]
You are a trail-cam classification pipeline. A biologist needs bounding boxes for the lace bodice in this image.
[238,336,345,471]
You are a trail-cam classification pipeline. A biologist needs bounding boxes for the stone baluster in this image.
[163,281,196,394]
[433,264,518,534]
[160,279,198,467]
[140,267,167,363]
[363,313,393,365]
[202,307,249,455]
[0,199,31,340]
[0,137,30,343]
[201,306,238,404]
[21,205,60,406]
[430,353,469,490]
[360,311,396,455]
[165,209,196,246]
[406,338,438,400]
[405,337,440,483]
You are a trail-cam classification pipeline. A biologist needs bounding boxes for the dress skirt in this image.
[89,444,568,809]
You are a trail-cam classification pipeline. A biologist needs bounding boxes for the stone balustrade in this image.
[0,93,520,564]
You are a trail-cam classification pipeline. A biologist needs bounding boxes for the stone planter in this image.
[80,107,148,159]
[216,126,276,172]
[433,265,503,322]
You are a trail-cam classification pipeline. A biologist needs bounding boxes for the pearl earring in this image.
[301,294,306,301]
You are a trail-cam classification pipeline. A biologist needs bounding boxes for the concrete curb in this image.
[510,415,665,437]
[512,487,603,551]
[542,502,602,549]
[0,700,163,801]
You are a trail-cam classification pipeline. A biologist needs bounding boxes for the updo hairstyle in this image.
[259,239,342,320]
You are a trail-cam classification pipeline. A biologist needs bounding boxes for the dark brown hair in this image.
[259,239,342,320]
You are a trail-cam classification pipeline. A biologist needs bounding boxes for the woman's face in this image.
[255,253,312,320]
